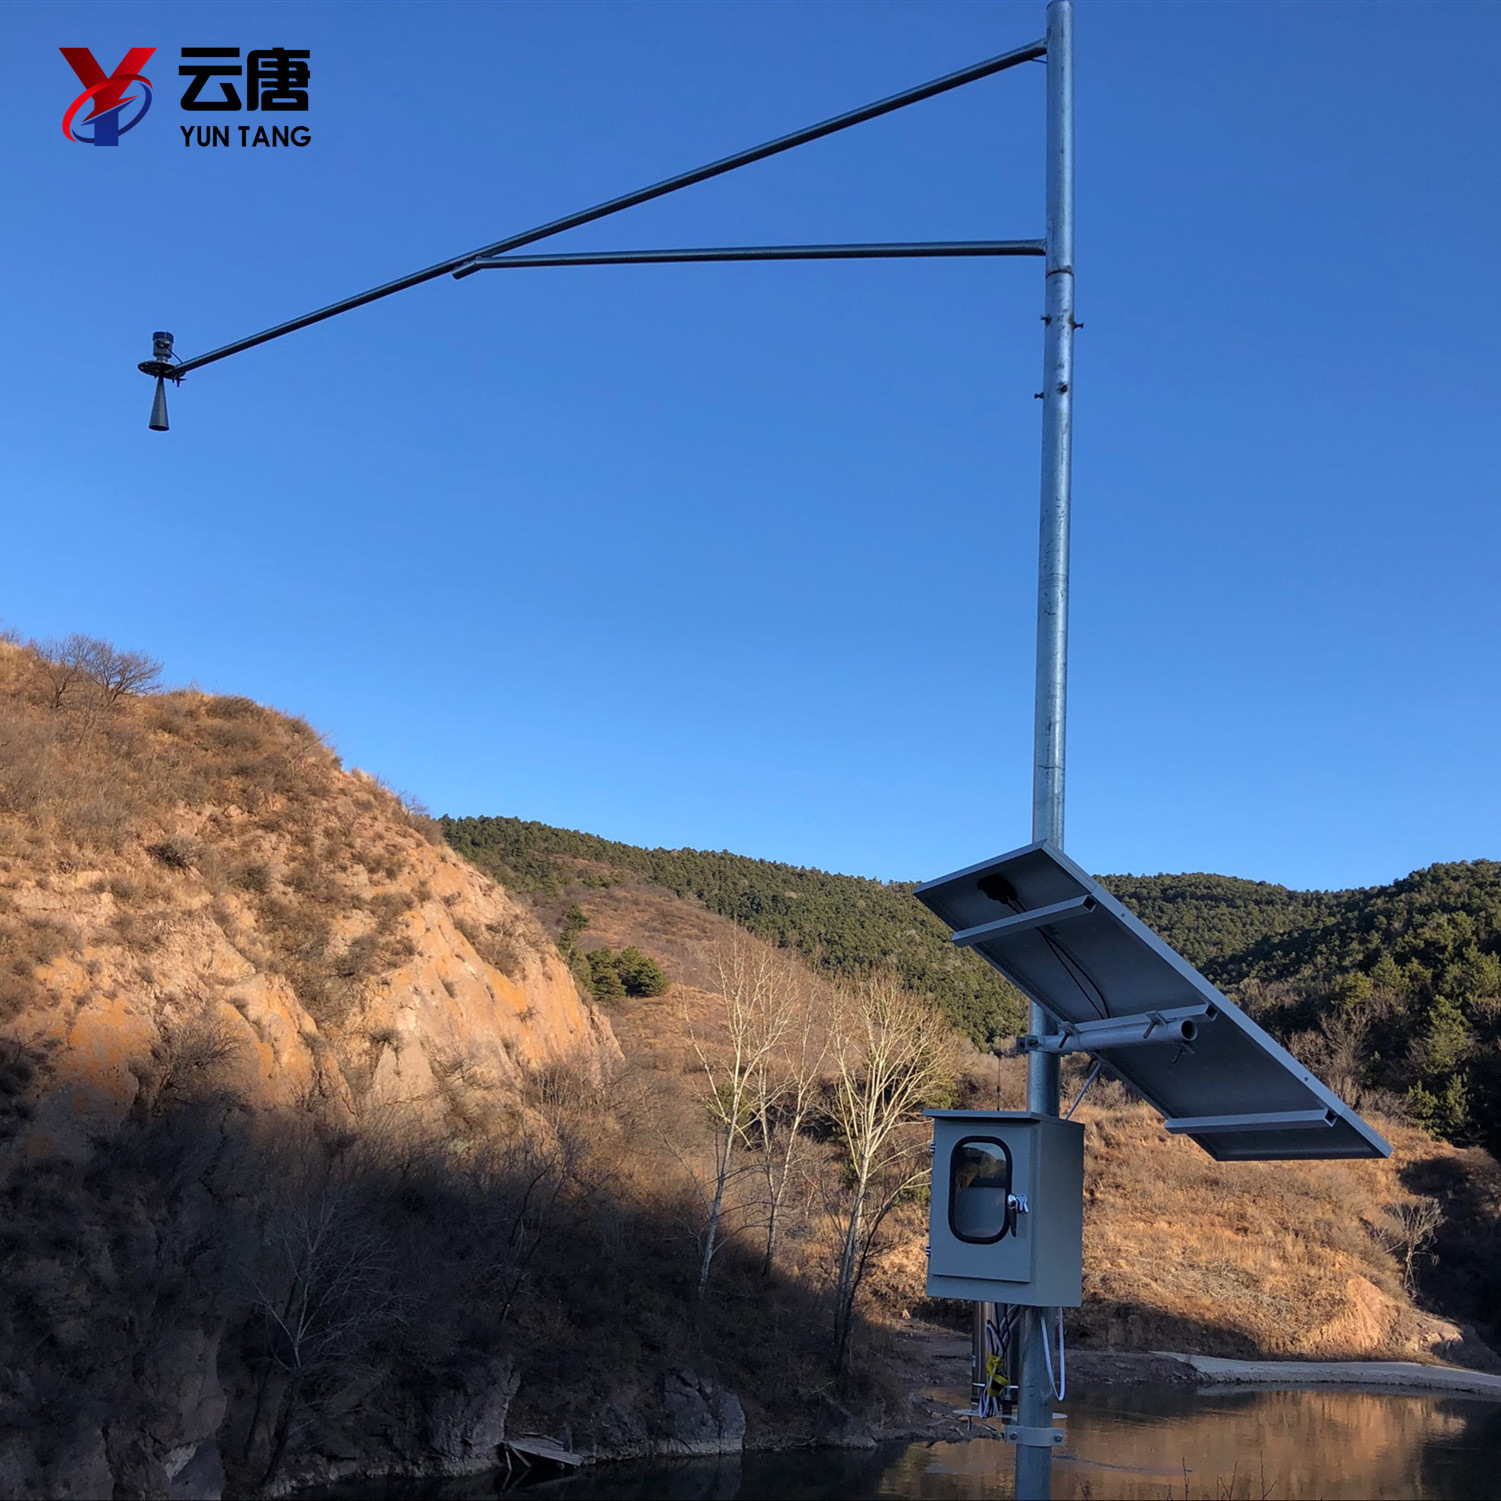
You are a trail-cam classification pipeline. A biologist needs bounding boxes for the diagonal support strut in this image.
[143,38,1045,386]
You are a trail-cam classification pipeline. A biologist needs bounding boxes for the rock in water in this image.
[814,1396,876,1449]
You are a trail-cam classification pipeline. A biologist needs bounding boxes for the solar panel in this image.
[914,841,1391,1161]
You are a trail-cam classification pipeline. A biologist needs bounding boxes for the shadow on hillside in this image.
[0,1034,878,1498]
[896,1287,1301,1367]
[1067,1301,1267,1361]
[1398,1155,1501,1362]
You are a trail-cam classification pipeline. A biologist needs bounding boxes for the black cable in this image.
[1040,929,1109,1019]
[978,873,1108,1019]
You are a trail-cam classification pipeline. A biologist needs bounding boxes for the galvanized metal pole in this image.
[1017,2,1073,1496]
[1032,0,1074,859]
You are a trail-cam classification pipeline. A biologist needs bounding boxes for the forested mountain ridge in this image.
[440,814,1031,1049]
[1094,871,1344,980]
[443,816,1501,1153]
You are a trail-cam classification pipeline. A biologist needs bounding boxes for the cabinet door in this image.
[932,1129,1033,1285]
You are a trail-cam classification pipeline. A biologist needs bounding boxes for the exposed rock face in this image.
[0,1421,112,1501]
[164,1442,225,1501]
[657,1367,747,1456]
[590,1400,649,1456]
[10,801,615,1165]
[813,1396,876,1449]
[422,1353,521,1472]
[103,1326,227,1499]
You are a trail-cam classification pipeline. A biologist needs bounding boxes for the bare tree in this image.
[485,1056,608,1324]
[245,1137,407,1488]
[1288,998,1381,1103]
[30,634,161,712]
[78,638,162,704]
[746,968,827,1275]
[684,936,796,1318]
[1374,1197,1443,1293]
[826,972,952,1368]
[31,634,91,711]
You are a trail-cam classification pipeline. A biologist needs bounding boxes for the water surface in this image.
[524,1385,1501,1501]
[310,1383,1501,1499]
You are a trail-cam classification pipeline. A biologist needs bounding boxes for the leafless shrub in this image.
[411,815,445,847]
[231,860,271,894]
[454,914,525,980]
[78,640,162,705]
[0,914,76,1017]
[1287,999,1381,1101]
[334,933,380,982]
[204,695,261,721]
[30,635,91,711]
[145,838,196,871]
[144,1009,247,1117]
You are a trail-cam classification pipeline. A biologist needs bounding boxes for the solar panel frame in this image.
[914,841,1391,1161]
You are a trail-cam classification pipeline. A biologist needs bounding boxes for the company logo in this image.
[60,47,156,146]
[59,45,313,151]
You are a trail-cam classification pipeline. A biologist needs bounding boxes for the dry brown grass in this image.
[561,892,1500,1369]
[543,851,1501,1365]
[0,639,479,1037]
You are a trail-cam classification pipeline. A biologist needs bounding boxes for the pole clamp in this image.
[1003,1423,1065,1447]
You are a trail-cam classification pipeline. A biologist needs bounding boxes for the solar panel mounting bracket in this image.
[1163,1109,1337,1136]
[952,895,1096,948]
[913,839,1392,1161]
[1018,1002,1214,1055]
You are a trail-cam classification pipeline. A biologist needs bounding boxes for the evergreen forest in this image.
[442,816,1501,1155]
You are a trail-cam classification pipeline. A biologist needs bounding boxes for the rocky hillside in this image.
[0,639,612,1157]
[0,636,953,1501]
[0,638,630,1499]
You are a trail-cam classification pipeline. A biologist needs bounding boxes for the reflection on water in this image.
[308,1385,1501,1500]
[518,1386,1501,1501]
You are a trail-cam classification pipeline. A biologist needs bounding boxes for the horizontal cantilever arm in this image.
[453,240,1044,276]
[157,38,1046,379]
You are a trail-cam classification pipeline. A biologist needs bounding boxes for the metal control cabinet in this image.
[925,1110,1083,1307]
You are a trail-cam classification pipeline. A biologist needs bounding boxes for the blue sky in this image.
[5,2,1498,892]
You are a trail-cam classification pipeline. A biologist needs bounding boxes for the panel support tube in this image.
[158,39,1046,379]
[951,894,1094,948]
[1019,7,1073,1501]
[1164,1109,1338,1136]
[1020,1003,1214,1054]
